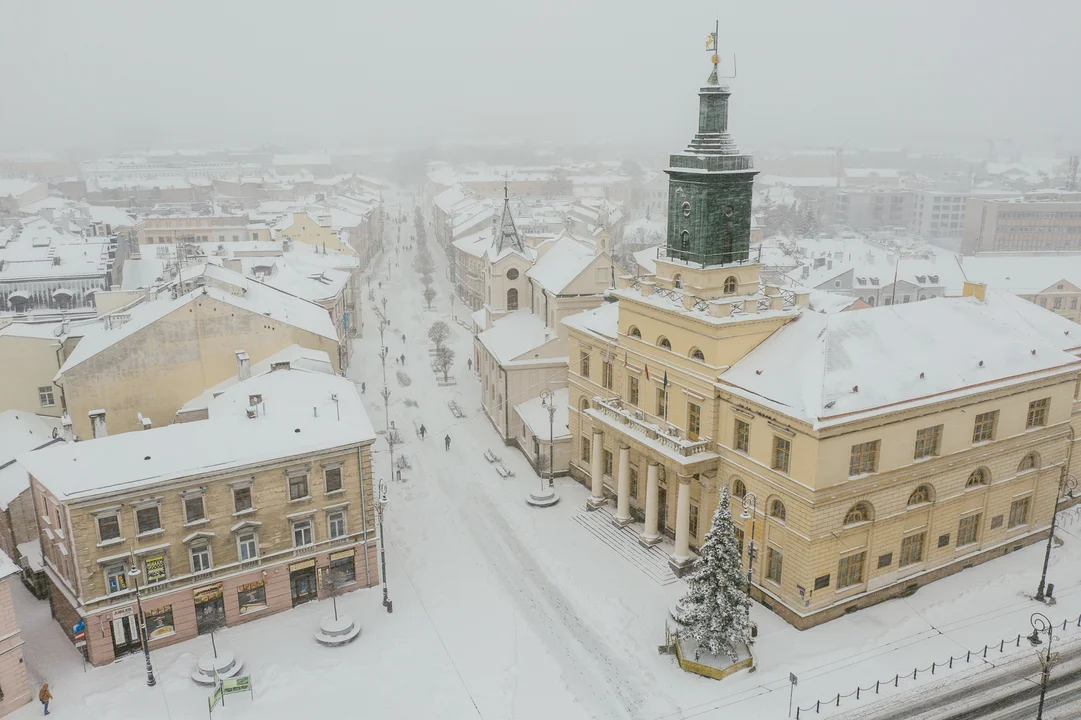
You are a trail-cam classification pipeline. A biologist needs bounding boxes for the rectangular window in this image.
[734,528,744,558]
[957,514,981,547]
[136,506,161,534]
[772,436,791,473]
[328,511,346,539]
[734,419,750,452]
[689,503,699,537]
[837,552,866,588]
[324,467,343,493]
[580,351,590,379]
[972,411,997,443]
[288,474,309,501]
[581,436,591,462]
[1026,398,1050,428]
[656,387,667,419]
[98,515,120,542]
[38,386,54,407]
[628,376,639,406]
[292,520,313,547]
[914,426,942,459]
[184,496,205,524]
[1008,497,1031,528]
[238,532,258,561]
[687,402,701,441]
[900,533,925,567]
[233,486,253,513]
[814,574,830,591]
[849,440,879,476]
[105,563,128,594]
[767,547,783,583]
[629,467,638,499]
[190,544,211,573]
[603,449,613,477]
[602,361,613,390]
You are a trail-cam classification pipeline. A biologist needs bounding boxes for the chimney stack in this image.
[236,350,251,381]
[88,409,107,439]
[61,414,74,442]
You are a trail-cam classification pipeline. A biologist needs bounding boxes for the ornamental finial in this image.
[705,19,720,85]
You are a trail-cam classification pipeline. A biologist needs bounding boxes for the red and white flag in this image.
[644,364,651,382]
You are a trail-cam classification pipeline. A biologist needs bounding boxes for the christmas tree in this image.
[677,485,752,662]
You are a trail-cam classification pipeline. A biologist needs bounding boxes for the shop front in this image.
[107,606,141,658]
[194,583,226,635]
[289,559,317,607]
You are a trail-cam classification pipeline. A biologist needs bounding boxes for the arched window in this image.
[680,231,690,252]
[1018,453,1039,472]
[580,397,590,413]
[844,502,871,525]
[690,348,705,362]
[723,276,738,294]
[507,268,519,280]
[770,499,786,521]
[673,274,683,289]
[658,336,671,351]
[867,296,876,307]
[507,287,518,311]
[918,294,926,301]
[628,326,641,339]
[908,485,933,506]
[966,468,989,488]
[731,478,747,498]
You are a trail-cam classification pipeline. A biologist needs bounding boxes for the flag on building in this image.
[706,33,716,50]
[663,369,669,390]
[644,365,651,382]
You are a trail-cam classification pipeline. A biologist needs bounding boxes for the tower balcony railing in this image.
[657,244,761,268]
[591,396,713,457]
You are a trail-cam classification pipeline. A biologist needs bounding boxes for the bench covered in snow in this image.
[484,449,500,464]
[495,464,514,478]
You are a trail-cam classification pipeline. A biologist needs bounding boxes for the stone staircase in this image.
[573,507,680,586]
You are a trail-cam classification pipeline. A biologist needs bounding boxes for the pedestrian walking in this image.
[467,358,472,371]
[400,354,405,365]
[419,424,426,438]
[401,334,406,343]
[39,684,51,715]
[444,435,451,451]
[361,382,366,394]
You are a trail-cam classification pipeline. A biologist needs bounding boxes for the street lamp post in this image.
[126,558,157,687]
[378,346,388,384]
[1028,612,1060,720]
[381,296,388,317]
[740,493,758,596]
[526,389,559,507]
[375,479,392,613]
[1035,472,1077,602]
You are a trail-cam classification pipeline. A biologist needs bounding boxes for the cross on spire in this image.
[495,175,525,254]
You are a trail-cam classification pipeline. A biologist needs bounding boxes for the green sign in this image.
[209,682,224,711]
[223,675,251,696]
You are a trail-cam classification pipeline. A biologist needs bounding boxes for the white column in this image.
[639,462,661,546]
[614,444,632,526]
[669,474,693,572]
[588,430,606,509]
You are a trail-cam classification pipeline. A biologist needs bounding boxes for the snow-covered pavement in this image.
[9,186,1081,720]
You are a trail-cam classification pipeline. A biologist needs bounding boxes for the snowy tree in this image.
[677,485,752,663]
[428,320,450,350]
[434,345,455,382]
[423,286,437,309]
[413,251,435,276]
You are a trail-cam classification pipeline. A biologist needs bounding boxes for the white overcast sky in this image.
[2,0,1078,155]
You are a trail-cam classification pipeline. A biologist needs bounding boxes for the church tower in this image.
[665,24,757,267]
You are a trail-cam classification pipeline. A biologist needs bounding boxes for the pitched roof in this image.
[561,302,619,341]
[526,233,598,294]
[476,309,560,365]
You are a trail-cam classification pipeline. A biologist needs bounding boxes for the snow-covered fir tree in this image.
[677,485,752,662]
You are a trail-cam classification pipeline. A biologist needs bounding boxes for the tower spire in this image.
[495,175,525,254]
[706,19,720,86]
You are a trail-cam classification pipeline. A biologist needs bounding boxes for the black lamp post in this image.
[1028,612,1059,720]
[740,493,758,596]
[126,558,157,687]
[375,479,392,612]
[1035,472,1077,602]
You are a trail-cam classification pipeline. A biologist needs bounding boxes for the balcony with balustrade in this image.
[585,396,719,470]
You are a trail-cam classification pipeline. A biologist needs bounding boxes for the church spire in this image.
[495,179,525,254]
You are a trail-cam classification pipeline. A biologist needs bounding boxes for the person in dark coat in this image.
[444,435,451,451]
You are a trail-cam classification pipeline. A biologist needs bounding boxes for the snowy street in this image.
[8,186,1081,720]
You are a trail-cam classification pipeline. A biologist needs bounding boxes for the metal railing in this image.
[657,244,761,268]
[593,397,712,457]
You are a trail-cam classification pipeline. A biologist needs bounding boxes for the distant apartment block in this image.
[961,198,1081,254]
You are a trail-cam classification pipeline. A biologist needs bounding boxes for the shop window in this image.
[238,580,267,613]
[330,555,356,586]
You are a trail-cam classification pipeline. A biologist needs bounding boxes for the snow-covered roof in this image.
[180,345,334,414]
[958,254,1081,295]
[0,410,60,509]
[516,388,570,440]
[562,302,618,341]
[526,233,597,294]
[0,179,44,199]
[273,153,331,167]
[0,321,66,340]
[632,246,661,276]
[0,549,19,582]
[476,309,561,365]
[845,168,901,179]
[721,292,1081,429]
[16,539,42,572]
[59,280,338,376]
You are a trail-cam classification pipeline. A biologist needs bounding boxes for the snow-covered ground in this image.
[10,186,1081,719]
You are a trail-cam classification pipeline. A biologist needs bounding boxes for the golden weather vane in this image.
[705,19,719,85]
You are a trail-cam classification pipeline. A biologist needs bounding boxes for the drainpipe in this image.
[357,445,372,588]
[503,367,510,439]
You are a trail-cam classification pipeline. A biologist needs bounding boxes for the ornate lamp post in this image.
[527,389,559,507]
[1035,472,1077,602]
[740,493,758,596]
[378,346,389,384]
[126,557,157,687]
[375,479,392,613]
[1028,612,1060,720]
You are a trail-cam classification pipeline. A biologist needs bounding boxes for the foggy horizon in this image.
[3,0,1079,158]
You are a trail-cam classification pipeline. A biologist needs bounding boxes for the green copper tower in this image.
[665,23,757,267]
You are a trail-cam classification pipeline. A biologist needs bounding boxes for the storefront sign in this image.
[289,558,316,572]
[237,580,267,614]
[145,604,175,640]
[145,554,167,584]
[194,583,224,604]
[106,605,135,621]
[223,675,252,695]
[329,549,355,561]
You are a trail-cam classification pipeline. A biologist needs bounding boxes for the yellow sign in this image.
[290,559,316,572]
[329,549,355,561]
[194,583,223,604]
[145,554,167,584]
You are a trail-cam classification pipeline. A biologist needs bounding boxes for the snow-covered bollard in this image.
[315,614,361,646]
[191,649,244,685]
